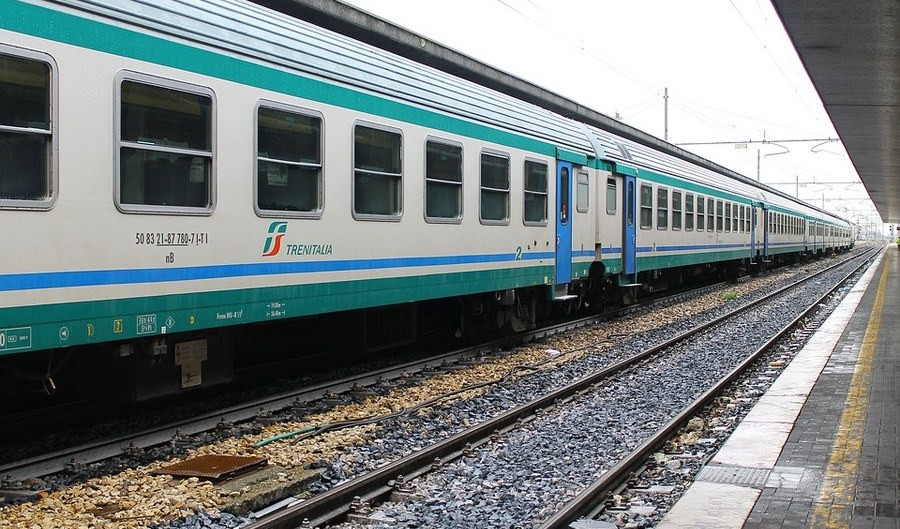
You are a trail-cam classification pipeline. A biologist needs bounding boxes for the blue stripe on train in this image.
[0,251,555,292]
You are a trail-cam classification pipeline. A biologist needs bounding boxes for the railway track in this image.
[0,247,873,528]
[241,247,879,528]
[0,274,734,484]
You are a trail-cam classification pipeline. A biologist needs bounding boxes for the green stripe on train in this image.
[0,265,554,355]
[635,250,751,272]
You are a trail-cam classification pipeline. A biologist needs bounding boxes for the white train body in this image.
[0,0,852,396]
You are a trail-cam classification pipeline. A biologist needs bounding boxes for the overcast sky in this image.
[341,0,885,234]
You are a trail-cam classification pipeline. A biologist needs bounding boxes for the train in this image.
[0,0,854,402]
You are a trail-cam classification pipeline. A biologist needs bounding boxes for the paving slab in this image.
[657,247,896,529]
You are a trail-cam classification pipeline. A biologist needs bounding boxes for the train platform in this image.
[657,244,898,529]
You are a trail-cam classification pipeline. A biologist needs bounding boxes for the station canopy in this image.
[773,0,899,223]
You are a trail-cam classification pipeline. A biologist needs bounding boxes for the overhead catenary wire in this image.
[491,0,662,98]
[727,0,820,124]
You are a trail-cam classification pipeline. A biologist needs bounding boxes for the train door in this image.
[750,204,757,260]
[623,173,637,276]
[555,161,573,286]
[762,206,770,258]
[803,218,808,252]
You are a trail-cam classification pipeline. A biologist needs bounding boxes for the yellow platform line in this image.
[812,256,890,527]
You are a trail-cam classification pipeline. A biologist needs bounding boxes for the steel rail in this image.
[537,247,880,529]
[246,248,877,529]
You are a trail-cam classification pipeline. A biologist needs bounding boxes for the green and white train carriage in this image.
[0,0,851,400]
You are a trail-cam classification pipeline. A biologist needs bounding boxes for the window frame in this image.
[253,100,324,219]
[523,157,549,226]
[0,45,58,211]
[685,193,694,231]
[696,194,705,231]
[639,183,652,230]
[478,148,510,226]
[707,197,714,232]
[576,170,590,214]
[732,203,738,233]
[424,136,464,224]
[671,190,682,231]
[115,71,216,215]
[603,176,615,215]
[656,186,668,230]
[725,202,732,232]
[716,200,724,232]
[351,120,403,221]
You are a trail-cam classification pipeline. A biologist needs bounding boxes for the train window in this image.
[733,204,739,233]
[354,123,402,219]
[640,184,652,229]
[425,138,463,222]
[480,151,509,224]
[672,190,682,230]
[738,206,744,233]
[576,171,590,214]
[0,48,56,209]
[604,177,617,215]
[745,206,750,232]
[724,202,731,232]
[255,104,322,217]
[685,193,694,231]
[656,187,668,230]
[558,166,569,225]
[626,180,635,227]
[117,74,214,213]
[716,200,723,232]
[696,195,705,231]
[524,160,548,224]
[707,197,714,232]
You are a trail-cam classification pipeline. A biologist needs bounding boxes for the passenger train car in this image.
[0,0,853,401]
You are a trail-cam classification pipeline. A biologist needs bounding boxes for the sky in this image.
[341,0,886,236]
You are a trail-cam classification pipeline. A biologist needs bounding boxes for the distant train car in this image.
[0,0,852,401]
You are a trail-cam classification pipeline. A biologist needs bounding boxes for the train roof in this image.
[46,0,849,226]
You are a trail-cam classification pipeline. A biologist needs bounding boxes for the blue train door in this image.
[750,204,757,260]
[555,161,573,285]
[623,174,637,275]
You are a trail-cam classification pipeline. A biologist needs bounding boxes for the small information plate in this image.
[0,327,32,352]
[136,314,158,335]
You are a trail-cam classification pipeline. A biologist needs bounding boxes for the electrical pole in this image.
[757,130,765,181]
[664,87,669,141]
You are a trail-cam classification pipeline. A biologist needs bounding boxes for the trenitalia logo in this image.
[262,222,288,257]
